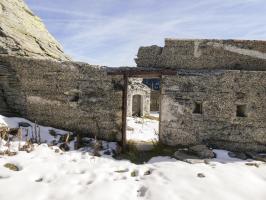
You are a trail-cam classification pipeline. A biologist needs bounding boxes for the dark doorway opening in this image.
[132,94,141,117]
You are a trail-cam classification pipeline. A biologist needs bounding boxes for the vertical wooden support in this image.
[158,74,163,142]
[75,133,81,150]
[121,74,128,151]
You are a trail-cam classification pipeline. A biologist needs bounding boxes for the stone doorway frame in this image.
[107,68,176,150]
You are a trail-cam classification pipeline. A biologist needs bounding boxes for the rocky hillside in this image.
[0,0,70,61]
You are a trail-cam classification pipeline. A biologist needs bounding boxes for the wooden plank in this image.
[107,67,177,77]
[121,74,128,151]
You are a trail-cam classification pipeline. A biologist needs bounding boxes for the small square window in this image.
[193,102,203,114]
[236,105,247,117]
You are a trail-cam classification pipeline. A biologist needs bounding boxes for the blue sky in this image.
[25,0,266,67]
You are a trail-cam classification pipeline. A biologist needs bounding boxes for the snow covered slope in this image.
[0,115,266,200]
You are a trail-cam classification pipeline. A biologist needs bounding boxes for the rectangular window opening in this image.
[193,102,203,114]
[236,105,247,117]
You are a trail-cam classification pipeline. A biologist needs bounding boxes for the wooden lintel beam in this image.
[107,69,177,77]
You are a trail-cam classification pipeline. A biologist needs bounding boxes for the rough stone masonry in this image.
[137,39,266,152]
[0,0,265,152]
[0,55,124,141]
[0,0,123,141]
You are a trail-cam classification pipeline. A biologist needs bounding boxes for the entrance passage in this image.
[132,95,141,116]
[126,78,160,150]
[107,67,177,150]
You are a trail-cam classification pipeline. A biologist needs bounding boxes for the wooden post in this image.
[75,133,81,150]
[158,74,163,142]
[121,74,128,151]
[38,126,41,144]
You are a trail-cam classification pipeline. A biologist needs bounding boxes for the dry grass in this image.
[115,141,176,164]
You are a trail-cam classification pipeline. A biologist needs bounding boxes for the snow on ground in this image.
[126,116,159,142]
[0,115,76,151]
[0,115,266,200]
[149,111,160,118]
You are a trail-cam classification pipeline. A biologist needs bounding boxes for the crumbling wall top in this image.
[136,38,266,71]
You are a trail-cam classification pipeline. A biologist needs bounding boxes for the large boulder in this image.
[0,0,70,61]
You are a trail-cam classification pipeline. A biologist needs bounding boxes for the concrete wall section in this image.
[0,55,123,141]
[160,70,266,152]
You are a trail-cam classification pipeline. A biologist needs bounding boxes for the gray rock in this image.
[197,173,205,178]
[18,122,31,127]
[0,0,70,61]
[255,155,266,163]
[189,145,215,159]
[174,149,207,164]
[246,152,266,162]
[228,152,247,160]
[245,163,260,168]
[245,151,257,158]
[4,163,20,171]
[59,143,70,151]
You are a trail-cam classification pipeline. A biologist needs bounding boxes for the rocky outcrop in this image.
[0,0,70,61]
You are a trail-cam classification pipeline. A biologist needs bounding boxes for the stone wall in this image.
[136,39,266,71]
[160,69,266,152]
[0,55,123,141]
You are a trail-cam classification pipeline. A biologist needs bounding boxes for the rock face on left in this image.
[0,0,70,61]
[0,0,123,142]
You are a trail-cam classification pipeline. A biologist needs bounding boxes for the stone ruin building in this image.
[127,78,151,117]
[0,0,266,152]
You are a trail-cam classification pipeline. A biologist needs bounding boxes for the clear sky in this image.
[25,0,266,67]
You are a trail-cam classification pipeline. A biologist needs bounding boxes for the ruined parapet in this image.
[127,78,151,117]
[136,38,266,70]
[0,0,70,61]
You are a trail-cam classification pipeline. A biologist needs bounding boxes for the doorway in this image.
[132,94,141,117]
[126,78,160,148]
[107,68,177,150]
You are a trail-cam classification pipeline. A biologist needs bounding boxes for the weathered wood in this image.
[107,67,177,77]
[121,74,128,151]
